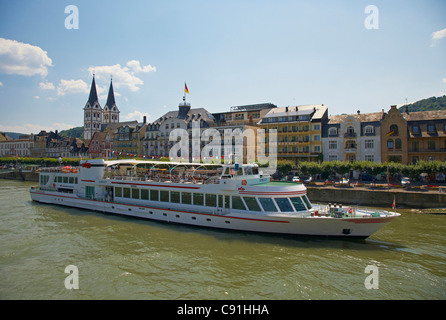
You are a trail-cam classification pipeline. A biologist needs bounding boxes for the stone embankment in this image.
[306,182,446,210]
[0,171,39,182]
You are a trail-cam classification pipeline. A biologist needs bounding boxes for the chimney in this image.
[143,116,147,124]
[405,106,409,114]
[357,110,360,115]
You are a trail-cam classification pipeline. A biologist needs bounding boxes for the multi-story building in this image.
[113,118,148,157]
[0,135,34,157]
[406,109,446,163]
[144,101,216,160]
[322,111,383,162]
[212,103,276,127]
[381,105,446,164]
[257,104,328,164]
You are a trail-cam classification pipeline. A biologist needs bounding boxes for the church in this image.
[83,76,120,140]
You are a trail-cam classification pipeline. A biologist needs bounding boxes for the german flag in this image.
[185,83,189,94]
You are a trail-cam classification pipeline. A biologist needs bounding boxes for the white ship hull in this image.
[30,186,398,239]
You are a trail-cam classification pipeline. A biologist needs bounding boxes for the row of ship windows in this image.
[114,187,312,213]
[40,175,78,185]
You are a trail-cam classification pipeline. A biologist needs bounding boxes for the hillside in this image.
[59,126,83,139]
[399,95,446,113]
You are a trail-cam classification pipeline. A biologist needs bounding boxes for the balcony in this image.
[344,132,357,138]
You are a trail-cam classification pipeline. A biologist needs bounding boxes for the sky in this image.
[0,0,445,134]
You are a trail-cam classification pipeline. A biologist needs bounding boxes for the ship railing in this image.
[39,166,80,173]
[103,171,221,184]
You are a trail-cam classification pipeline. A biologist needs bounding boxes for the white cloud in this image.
[0,81,3,86]
[57,79,89,96]
[122,110,151,122]
[432,28,446,40]
[0,122,75,135]
[39,81,55,90]
[88,60,156,92]
[0,38,53,77]
[126,60,157,73]
[34,96,40,99]
[443,78,446,84]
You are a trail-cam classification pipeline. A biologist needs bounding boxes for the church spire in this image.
[88,75,99,106]
[103,78,120,124]
[105,79,116,108]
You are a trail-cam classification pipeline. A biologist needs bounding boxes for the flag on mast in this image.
[185,83,189,94]
[392,195,396,209]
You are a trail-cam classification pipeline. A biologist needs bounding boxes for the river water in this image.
[0,180,445,300]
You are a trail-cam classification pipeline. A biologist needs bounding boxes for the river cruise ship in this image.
[29,159,400,238]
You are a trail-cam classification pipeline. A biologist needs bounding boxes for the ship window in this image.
[275,198,294,212]
[123,188,131,198]
[243,197,261,211]
[69,177,74,184]
[231,196,247,210]
[131,188,139,199]
[224,195,230,209]
[193,193,204,206]
[217,195,223,208]
[63,177,68,183]
[181,192,191,204]
[150,189,159,201]
[258,198,278,212]
[57,176,62,183]
[171,191,180,203]
[75,178,78,184]
[205,194,216,207]
[160,190,169,202]
[115,187,122,197]
[290,197,306,211]
[40,175,49,185]
[302,195,312,209]
[141,189,149,200]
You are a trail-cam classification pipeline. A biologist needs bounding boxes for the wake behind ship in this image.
[30,159,400,238]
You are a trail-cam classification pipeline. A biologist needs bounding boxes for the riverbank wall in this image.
[307,185,446,209]
[0,171,39,182]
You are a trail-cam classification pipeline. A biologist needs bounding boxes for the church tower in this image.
[83,75,103,140]
[103,79,120,124]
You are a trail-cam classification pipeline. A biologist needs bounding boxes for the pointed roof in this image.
[87,76,99,106]
[104,80,117,110]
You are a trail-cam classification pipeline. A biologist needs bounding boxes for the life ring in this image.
[241,179,247,186]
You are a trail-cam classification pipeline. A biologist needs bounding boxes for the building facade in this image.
[381,106,446,164]
[322,111,382,162]
[0,136,34,157]
[257,104,328,164]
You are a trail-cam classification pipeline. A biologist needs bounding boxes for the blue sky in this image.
[0,0,445,134]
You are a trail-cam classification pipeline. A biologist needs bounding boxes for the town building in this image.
[381,105,446,164]
[113,118,148,157]
[144,101,216,160]
[257,104,328,164]
[212,103,276,127]
[0,134,34,157]
[322,111,383,162]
